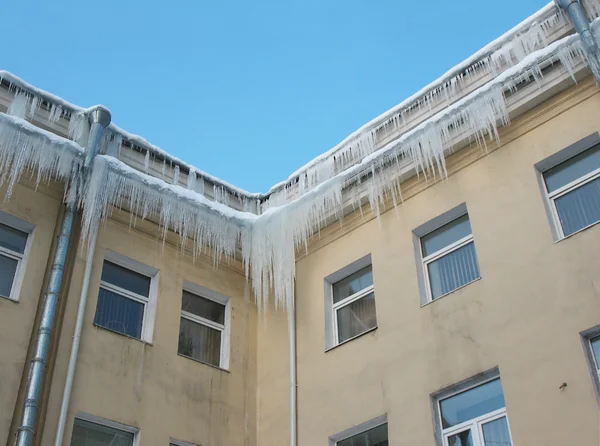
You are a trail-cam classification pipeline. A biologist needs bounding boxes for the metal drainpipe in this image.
[556,0,600,82]
[16,106,111,446]
[53,106,111,446]
[289,296,297,446]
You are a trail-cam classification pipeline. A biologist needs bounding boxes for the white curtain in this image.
[555,177,600,236]
[428,242,480,299]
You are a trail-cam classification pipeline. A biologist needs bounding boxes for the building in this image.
[1,1,600,445]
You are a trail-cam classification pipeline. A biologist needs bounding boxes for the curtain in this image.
[70,419,133,446]
[178,317,222,366]
[482,417,512,446]
[94,288,144,339]
[336,293,377,343]
[447,430,473,446]
[428,242,480,300]
[555,177,600,236]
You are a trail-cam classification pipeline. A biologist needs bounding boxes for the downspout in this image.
[289,295,297,446]
[53,106,111,446]
[556,0,600,82]
[15,106,111,446]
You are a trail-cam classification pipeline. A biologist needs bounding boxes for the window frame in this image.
[536,132,600,241]
[0,211,34,303]
[72,412,140,446]
[178,281,231,370]
[324,254,376,351]
[581,324,600,407]
[431,368,511,446]
[328,414,388,446]
[413,204,480,305]
[95,250,159,343]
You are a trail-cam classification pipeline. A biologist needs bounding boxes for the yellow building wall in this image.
[0,180,62,445]
[257,80,600,445]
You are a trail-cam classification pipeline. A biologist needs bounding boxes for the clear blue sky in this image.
[4,0,549,193]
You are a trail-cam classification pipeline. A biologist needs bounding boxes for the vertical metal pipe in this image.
[16,106,111,446]
[53,106,111,446]
[288,295,297,446]
[556,0,600,82]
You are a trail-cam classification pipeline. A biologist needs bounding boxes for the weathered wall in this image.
[257,79,600,445]
[39,213,257,446]
[0,180,62,445]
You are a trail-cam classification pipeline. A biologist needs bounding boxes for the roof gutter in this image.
[15,106,111,446]
[556,0,600,81]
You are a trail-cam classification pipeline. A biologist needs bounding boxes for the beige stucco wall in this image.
[38,214,257,446]
[0,180,62,445]
[257,80,600,445]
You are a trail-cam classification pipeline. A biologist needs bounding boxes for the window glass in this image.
[554,177,600,236]
[427,242,480,299]
[336,292,376,343]
[0,223,27,254]
[94,288,144,339]
[440,379,506,429]
[448,429,473,446]
[591,336,600,369]
[422,214,472,257]
[337,423,388,446]
[333,266,373,303]
[481,416,511,446]
[0,254,18,297]
[544,144,600,193]
[182,291,225,324]
[179,317,222,366]
[70,418,134,446]
[101,261,150,297]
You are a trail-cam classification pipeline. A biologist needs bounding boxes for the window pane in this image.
[440,379,505,429]
[0,222,27,254]
[591,337,600,369]
[428,241,480,300]
[337,423,388,446]
[0,254,18,298]
[70,418,134,446]
[447,429,473,446]
[422,214,472,257]
[179,317,222,367]
[94,287,144,339]
[544,145,600,193]
[554,177,600,236]
[482,416,512,446]
[336,292,377,343]
[101,261,150,297]
[182,291,225,324]
[333,265,373,303]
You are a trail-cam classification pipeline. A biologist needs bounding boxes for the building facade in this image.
[1,2,600,446]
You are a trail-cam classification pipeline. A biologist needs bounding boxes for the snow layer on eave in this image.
[277,2,568,190]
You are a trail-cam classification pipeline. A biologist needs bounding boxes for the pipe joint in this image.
[555,0,579,9]
[87,106,112,128]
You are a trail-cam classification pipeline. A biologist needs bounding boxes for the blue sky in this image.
[4,0,549,193]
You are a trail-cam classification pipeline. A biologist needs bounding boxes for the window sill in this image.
[0,294,18,303]
[177,353,230,373]
[554,219,600,243]
[420,277,482,308]
[92,323,153,346]
[325,326,378,353]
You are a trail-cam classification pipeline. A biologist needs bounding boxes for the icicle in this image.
[144,150,150,173]
[173,165,180,185]
[28,95,41,120]
[105,132,122,157]
[8,91,29,119]
[187,168,197,190]
[68,111,88,146]
[48,103,63,123]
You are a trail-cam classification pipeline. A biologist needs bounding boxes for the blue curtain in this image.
[94,288,144,339]
[555,177,600,236]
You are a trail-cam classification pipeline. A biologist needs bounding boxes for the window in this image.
[0,213,33,302]
[590,336,600,382]
[419,212,480,302]
[329,416,388,446]
[178,283,231,369]
[324,255,377,349]
[93,252,157,342]
[582,326,600,405]
[435,377,512,446]
[70,417,136,446]
[541,143,600,238]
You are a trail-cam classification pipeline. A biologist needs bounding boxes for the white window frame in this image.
[179,281,231,370]
[0,212,34,303]
[324,254,376,350]
[73,412,140,446]
[97,250,159,343]
[590,336,600,383]
[328,414,388,446]
[536,133,600,241]
[581,325,600,407]
[440,406,512,446]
